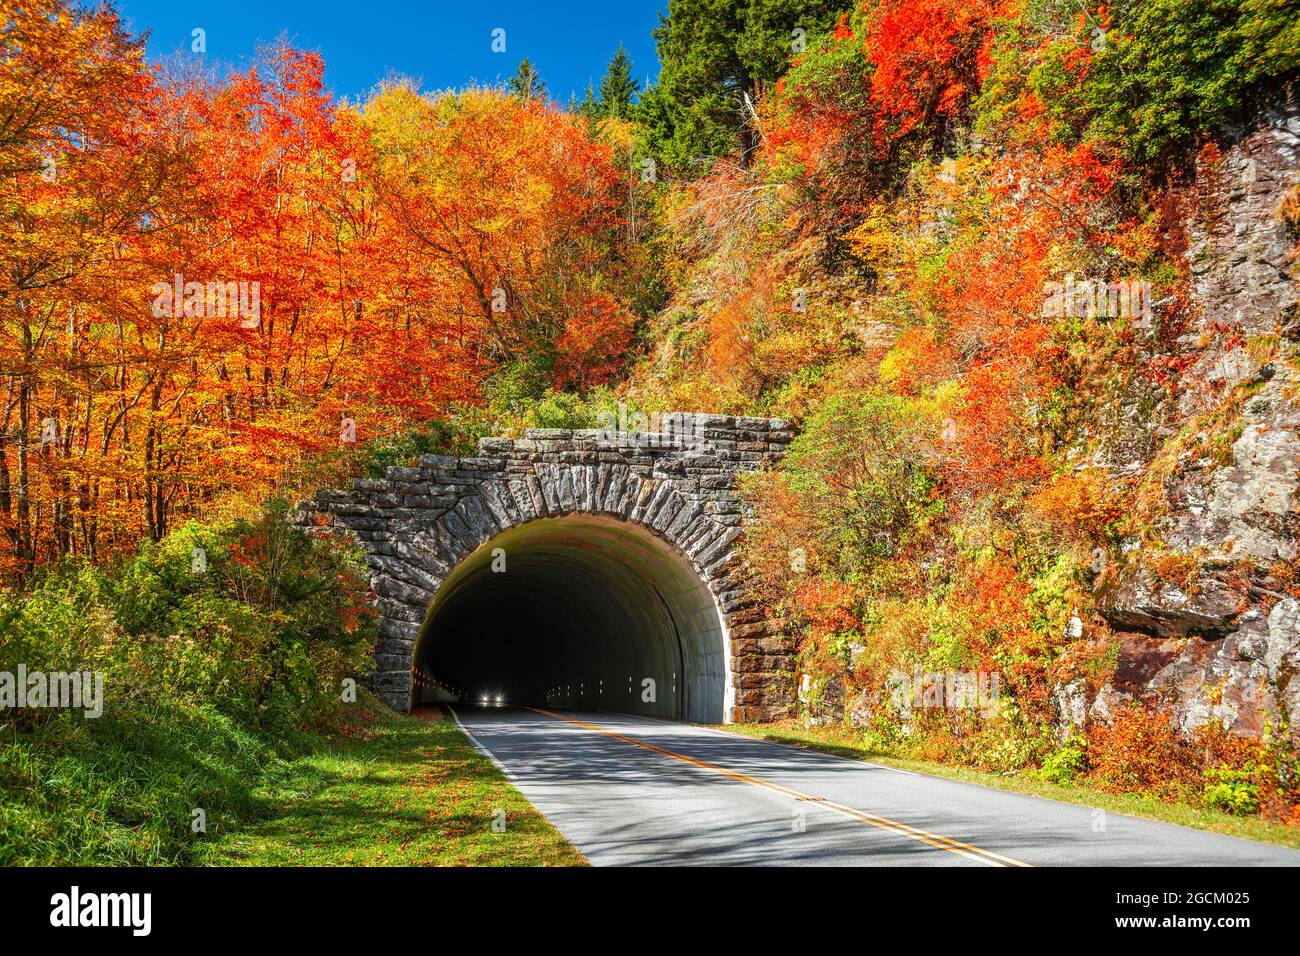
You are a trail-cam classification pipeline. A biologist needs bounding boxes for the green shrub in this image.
[1203,766,1262,815]
[1037,739,1089,784]
[0,501,379,864]
[1033,0,1299,166]
[777,392,940,573]
[360,415,489,478]
[490,387,626,435]
[45,501,379,730]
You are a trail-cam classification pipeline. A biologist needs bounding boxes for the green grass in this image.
[722,722,1300,851]
[1,699,584,866]
[1,702,284,865]
[205,708,585,866]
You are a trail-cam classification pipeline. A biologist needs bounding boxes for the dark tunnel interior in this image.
[412,515,729,723]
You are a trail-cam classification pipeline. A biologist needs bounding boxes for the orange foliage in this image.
[1087,705,1201,797]
[707,287,768,389]
[949,559,1034,664]
[793,576,860,644]
[1025,473,1121,544]
[0,1,627,582]
[942,363,1050,498]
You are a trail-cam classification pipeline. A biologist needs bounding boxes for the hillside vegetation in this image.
[616,0,1300,824]
[3,0,1299,841]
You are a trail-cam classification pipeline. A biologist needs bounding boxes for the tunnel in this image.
[412,515,731,722]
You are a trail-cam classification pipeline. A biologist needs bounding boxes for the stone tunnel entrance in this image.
[414,515,729,722]
[297,412,795,723]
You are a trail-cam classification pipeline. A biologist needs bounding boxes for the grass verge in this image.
[206,706,585,866]
[722,721,1300,851]
[2,702,287,865]
[2,698,583,866]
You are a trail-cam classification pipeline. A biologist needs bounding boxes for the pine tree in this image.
[575,81,601,118]
[598,44,639,119]
[508,58,546,99]
[649,0,853,169]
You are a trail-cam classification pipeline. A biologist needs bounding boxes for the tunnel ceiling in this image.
[298,414,797,723]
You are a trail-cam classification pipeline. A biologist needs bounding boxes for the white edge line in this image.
[447,706,517,780]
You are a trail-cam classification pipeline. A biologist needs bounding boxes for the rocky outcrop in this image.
[1097,565,1244,638]
[1183,99,1300,406]
[1165,361,1300,565]
[1061,599,1298,739]
[1062,97,1300,741]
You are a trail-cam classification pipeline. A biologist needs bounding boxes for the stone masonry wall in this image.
[296,412,795,722]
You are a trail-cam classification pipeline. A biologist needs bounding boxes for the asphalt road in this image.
[450,706,1300,866]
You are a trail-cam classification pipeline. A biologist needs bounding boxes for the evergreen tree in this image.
[598,43,640,119]
[575,81,601,118]
[649,0,853,170]
[507,57,546,99]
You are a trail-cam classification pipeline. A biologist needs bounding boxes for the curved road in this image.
[450,706,1300,866]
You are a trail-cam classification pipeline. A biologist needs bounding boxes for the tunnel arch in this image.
[297,414,796,723]
[413,515,732,722]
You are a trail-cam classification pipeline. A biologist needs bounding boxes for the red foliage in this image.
[0,2,630,579]
[1087,705,1201,797]
[552,292,637,392]
[863,0,996,142]
[793,576,860,643]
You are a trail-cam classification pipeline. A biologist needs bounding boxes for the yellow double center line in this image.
[528,707,1030,868]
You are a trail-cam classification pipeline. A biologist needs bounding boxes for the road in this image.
[450,706,1300,866]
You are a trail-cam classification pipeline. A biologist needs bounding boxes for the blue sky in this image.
[114,1,666,105]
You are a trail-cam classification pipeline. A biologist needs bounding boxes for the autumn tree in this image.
[365,84,628,390]
[0,9,639,583]
[0,0,161,575]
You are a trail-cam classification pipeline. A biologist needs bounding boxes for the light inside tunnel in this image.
[412,515,730,723]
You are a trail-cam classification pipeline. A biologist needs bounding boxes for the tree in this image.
[861,0,993,147]
[598,44,639,118]
[1040,0,1300,165]
[649,0,754,169]
[552,291,637,392]
[0,0,161,575]
[574,81,601,118]
[508,58,547,100]
[365,85,626,376]
[647,0,854,170]
[0,8,642,584]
